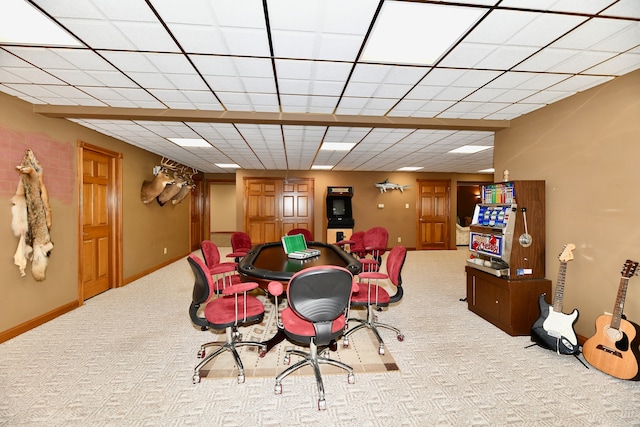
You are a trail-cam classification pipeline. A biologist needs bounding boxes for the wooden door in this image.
[417,180,450,250]
[280,179,314,237]
[79,144,121,301]
[244,178,314,244]
[245,178,280,244]
[190,176,204,251]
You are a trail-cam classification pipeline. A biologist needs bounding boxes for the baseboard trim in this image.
[0,300,80,344]
[122,252,189,285]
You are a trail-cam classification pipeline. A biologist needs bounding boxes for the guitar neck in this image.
[552,262,567,312]
[611,277,629,330]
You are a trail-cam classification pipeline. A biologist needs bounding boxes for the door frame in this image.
[77,141,123,304]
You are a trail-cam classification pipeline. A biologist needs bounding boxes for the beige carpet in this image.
[2,248,640,426]
[199,302,399,380]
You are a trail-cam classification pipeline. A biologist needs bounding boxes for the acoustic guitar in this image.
[583,260,640,380]
[531,244,579,354]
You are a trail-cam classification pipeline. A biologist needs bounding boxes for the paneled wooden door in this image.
[417,180,450,250]
[79,143,122,302]
[244,178,314,244]
[190,176,204,251]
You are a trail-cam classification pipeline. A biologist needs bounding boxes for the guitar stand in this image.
[524,342,590,369]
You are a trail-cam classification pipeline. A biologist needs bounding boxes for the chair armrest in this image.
[358,272,388,280]
[335,239,354,246]
[267,281,284,297]
[209,263,237,274]
[222,281,258,295]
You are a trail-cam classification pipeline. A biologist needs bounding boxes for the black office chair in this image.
[187,254,266,384]
[267,266,357,410]
[343,245,406,355]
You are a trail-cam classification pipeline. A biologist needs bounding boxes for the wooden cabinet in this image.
[466,266,551,336]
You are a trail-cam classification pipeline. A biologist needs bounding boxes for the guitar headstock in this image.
[558,243,576,262]
[621,259,639,278]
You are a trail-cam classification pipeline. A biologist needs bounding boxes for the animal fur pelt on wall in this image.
[11,149,53,281]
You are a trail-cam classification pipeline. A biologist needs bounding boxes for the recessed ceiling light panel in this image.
[320,142,356,151]
[449,145,492,154]
[1,0,82,47]
[362,2,484,66]
[168,138,210,147]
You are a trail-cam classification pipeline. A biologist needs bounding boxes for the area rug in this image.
[197,297,400,380]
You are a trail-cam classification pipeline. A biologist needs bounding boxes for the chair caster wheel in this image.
[329,340,338,351]
[318,399,326,411]
[259,349,267,358]
[343,338,349,348]
[274,383,282,394]
[197,348,205,358]
[192,374,201,384]
[347,373,355,384]
[237,374,245,384]
[378,346,385,355]
[283,355,290,365]
[397,334,405,342]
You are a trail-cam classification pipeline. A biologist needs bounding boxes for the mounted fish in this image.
[11,149,53,281]
[374,179,410,193]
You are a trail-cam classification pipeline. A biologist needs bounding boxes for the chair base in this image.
[274,340,355,410]
[343,306,404,355]
[193,326,266,384]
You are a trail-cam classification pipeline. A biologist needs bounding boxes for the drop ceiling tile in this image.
[601,0,640,18]
[498,0,617,14]
[552,18,640,52]
[56,18,139,49]
[484,71,569,90]
[585,52,640,75]
[126,72,174,89]
[548,75,614,92]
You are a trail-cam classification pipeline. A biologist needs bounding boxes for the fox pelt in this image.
[11,149,53,281]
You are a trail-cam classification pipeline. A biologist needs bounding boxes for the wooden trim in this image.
[77,141,124,304]
[35,105,510,132]
[122,252,190,285]
[0,301,79,344]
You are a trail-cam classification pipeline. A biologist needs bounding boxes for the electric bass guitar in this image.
[583,259,640,380]
[531,244,579,354]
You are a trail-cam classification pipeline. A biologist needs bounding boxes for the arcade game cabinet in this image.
[326,186,354,244]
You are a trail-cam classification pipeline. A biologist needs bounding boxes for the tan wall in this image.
[0,92,190,335]
[494,69,640,338]
[234,170,491,248]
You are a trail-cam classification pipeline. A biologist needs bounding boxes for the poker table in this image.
[237,241,361,289]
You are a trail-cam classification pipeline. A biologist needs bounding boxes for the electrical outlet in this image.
[405,203,409,209]
[397,237,401,243]
[163,247,167,254]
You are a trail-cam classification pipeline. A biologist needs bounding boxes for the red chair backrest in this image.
[201,240,221,266]
[364,227,388,251]
[231,232,252,252]
[386,246,407,287]
[288,228,313,241]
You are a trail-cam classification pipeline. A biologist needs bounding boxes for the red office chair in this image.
[187,254,266,384]
[343,245,406,355]
[228,231,252,261]
[363,226,388,262]
[335,230,365,257]
[287,228,313,241]
[201,240,239,293]
[267,266,357,410]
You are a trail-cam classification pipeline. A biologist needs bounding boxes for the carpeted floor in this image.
[1,248,639,426]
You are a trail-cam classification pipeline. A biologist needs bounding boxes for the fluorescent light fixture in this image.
[311,165,334,170]
[397,166,423,172]
[449,145,492,154]
[0,0,82,47]
[477,168,495,173]
[168,138,210,147]
[362,2,483,65]
[215,163,240,169]
[320,142,356,151]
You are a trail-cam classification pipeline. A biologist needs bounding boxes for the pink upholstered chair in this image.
[187,254,266,384]
[267,266,357,410]
[335,230,365,257]
[343,245,406,355]
[228,231,252,261]
[201,240,239,293]
[287,228,313,241]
